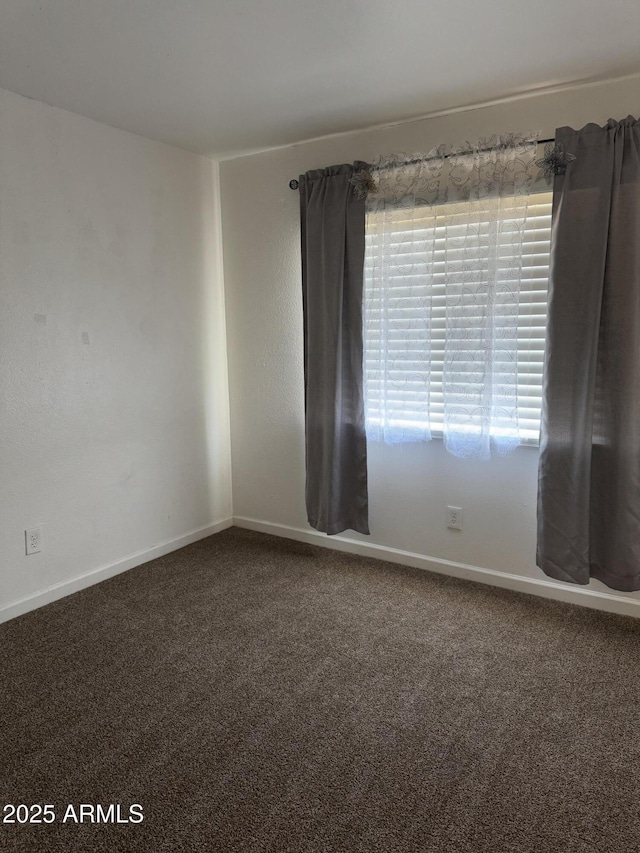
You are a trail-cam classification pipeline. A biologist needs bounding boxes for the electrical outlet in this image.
[446,506,463,531]
[25,527,42,555]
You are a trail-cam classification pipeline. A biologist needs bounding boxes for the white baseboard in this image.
[233,516,640,620]
[0,517,233,625]
[6,514,638,624]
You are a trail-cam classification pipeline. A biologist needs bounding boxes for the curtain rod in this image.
[288,137,555,189]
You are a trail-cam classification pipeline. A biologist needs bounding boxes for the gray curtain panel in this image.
[537,116,640,591]
[299,163,369,536]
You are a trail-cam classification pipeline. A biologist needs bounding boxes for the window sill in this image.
[365,424,540,449]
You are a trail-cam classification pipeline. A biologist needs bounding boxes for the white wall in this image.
[0,87,232,620]
[220,75,640,616]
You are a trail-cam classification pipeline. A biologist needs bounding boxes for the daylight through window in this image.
[363,190,552,446]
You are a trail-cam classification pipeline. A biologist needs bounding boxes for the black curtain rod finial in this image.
[289,179,299,190]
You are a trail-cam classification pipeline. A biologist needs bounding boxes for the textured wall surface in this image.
[220,75,640,605]
[0,88,232,615]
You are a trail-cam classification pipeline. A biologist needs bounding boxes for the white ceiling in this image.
[1,0,639,159]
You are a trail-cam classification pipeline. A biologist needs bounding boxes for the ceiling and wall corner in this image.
[1,0,639,159]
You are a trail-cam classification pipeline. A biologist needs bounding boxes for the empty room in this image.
[2,1,640,851]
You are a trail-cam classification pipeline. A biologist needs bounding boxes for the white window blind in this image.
[363,190,552,445]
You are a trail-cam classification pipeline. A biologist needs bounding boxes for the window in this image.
[363,190,552,446]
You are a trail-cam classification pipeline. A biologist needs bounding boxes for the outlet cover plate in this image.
[25,527,42,555]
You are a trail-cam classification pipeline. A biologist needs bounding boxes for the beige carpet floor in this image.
[2,527,640,852]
